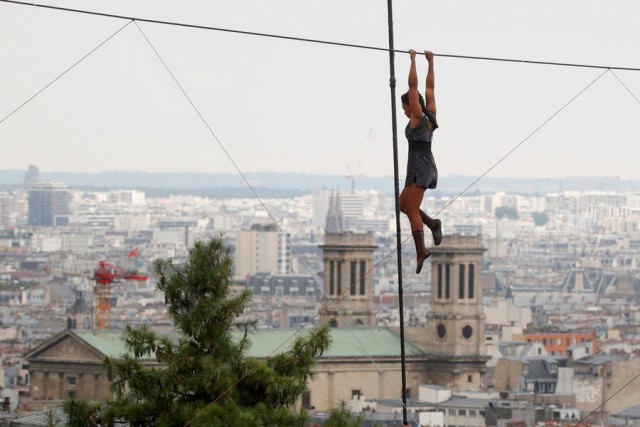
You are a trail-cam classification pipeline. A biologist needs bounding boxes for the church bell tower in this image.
[424,234,489,389]
[319,192,377,327]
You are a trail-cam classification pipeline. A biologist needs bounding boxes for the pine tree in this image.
[88,236,329,426]
[323,401,366,427]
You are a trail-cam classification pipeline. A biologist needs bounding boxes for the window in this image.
[67,376,76,385]
[550,338,555,345]
[352,389,361,400]
[359,260,366,295]
[458,409,467,416]
[543,338,547,345]
[350,261,357,295]
[468,263,475,299]
[467,375,473,383]
[337,261,342,295]
[469,409,477,417]
[459,264,465,299]
[329,261,334,295]
[302,391,311,409]
[437,264,443,299]
[447,409,456,416]
[445,264,451,299]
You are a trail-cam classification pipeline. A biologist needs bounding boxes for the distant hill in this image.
[1,170,638,196]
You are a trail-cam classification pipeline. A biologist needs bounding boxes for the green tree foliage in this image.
[495,206,519,220]
[63,399,101,427]
[323,401,366,427]
[67,236,331,426]
[531,211,549,226]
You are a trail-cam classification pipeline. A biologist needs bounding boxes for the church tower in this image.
[424,234,489,389]
[324,190,343,234]
[320,192,377,327]
[67,283,93,331]
[320,231,377,327]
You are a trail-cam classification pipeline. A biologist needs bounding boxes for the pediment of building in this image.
[26,331,103,363]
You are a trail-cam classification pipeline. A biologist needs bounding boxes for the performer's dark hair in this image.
[401,91,428,115]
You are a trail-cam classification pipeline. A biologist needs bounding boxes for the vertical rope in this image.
[386,0,408,425]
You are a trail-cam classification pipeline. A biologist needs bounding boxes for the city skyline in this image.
[3,166,640,422]
[1,0,640,181]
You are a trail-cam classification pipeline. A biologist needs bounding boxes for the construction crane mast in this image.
[93,260,148,330]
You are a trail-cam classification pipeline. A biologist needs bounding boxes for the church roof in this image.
[247,327,425,358]
[90,327,423,358]
[75,331,138,359]
[27,327,424,362]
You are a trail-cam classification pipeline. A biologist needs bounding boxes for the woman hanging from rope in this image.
[400,49,442,274]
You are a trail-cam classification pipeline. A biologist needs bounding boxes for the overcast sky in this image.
[1,0,639,182]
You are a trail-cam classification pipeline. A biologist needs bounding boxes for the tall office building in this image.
[0,192,10,228]
[27,182,71,227]
[234,221,291,278]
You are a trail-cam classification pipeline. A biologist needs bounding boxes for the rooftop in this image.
[71,327,425,360]
[246,327,425,358]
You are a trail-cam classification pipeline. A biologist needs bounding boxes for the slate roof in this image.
[573,354,626,366]
[441,396,489,409]
[7,407,67,426]
[614,403,640,419]
[561,269,640,294]
[245,272,320,298]
[378,395,488,409]
[523,356,566,381]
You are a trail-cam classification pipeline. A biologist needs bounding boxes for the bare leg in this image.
[400,184,425,231]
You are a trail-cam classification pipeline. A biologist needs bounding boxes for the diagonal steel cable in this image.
[133,21,420,426]
[575,369,640,425]
[431,68,611,218]
[610,69,640,105]
[0,20,133,126]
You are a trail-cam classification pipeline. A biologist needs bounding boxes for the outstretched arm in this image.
[408,49,422,129]
[424,51,436,115]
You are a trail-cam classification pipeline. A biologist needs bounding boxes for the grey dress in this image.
[404,111,438,189]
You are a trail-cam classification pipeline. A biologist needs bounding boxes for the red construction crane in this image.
[93,260,148,330]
